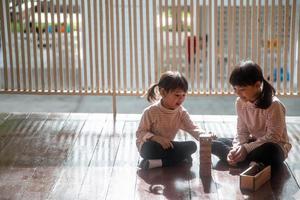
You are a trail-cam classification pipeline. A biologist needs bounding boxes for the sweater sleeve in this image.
[243,101,286,153]
[233,99,250,147]
[136,109,155,147]
[181,110,206,140]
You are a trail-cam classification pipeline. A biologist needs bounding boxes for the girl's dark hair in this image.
[229,60,275,109]
[146,71,188,103]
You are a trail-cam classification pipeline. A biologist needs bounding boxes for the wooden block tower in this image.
[199,134,212,177]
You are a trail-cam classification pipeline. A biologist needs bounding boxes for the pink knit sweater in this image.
[233,96,292,158]
[136,100,205,151]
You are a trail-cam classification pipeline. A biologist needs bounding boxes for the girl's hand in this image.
[209,132,217,140]
[152,135,174,149]
[227,145,247,164]
[227,148,238,166]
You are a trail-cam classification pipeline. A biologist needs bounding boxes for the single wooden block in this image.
[199,134,212,177]
[200,163,211,177]
[240,165,271,191]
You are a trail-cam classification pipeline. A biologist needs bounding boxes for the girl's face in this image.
[233,81,261,103]
[160,88,187,110]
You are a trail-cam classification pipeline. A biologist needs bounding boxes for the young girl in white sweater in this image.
[212,60,291,167]
[136,71,206,169]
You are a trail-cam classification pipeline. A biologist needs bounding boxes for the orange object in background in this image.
[267,39,278,49]
[60,24,65,33]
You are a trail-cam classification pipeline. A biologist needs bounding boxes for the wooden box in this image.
[240,165,271,191]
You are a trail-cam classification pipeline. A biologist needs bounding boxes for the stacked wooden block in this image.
[199,134,212,177]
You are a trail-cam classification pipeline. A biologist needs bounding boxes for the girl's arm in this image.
[181,110,206,140]
[243,101,286,153]
[233,99,250,147]
[136,110,155,142]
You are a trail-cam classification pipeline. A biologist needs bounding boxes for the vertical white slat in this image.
[172,0,176,71]
[152,0,159,82]
[208,0,212,94]
[17,0,26,90]
[81,0,87,93]
[219,0,224,94]
[121,0,127,92]
[69,0,75,93]
[87,0,93,93]
[239,0,243,60]
[195,0,200,92]
[214,0,217,93]
[230,0,237,94]
[105,0,111,93]
[177,0,182,74]
[283,0,289,94]
[269,0,275,83]
[110,0,117,115]
[12,0,20,90]
[298,5,300,95]
[99,0,105,92]
[146,0,151,86]
[289,0,296,94]
[0,0,8,90]
[75,0,82,94]
[25,1,32,91]
[57,0,64,92]
[159,0,163,75]
[139,0,145,92]
[43,0,51,92]
[128,0,134,93]
[202,0,207,93]
[133,0,139,93]
[251,0,256,61]
[257,0,261,66]
[153,0,158,82]
[5,0,14,89]
[227,0,232,94]
[263,0,269,79]
[94,0,99,92]
[63,0,69,92]
[276,0,283,94]
[232,0,237,66]
[245,0,249,58]
[31,0,38,91]
[165,0,170,70]
[115,0,121,93]
[184,0,188,79]
[37,0,45,91]
[190,0,194,93]
[50,0,57,92]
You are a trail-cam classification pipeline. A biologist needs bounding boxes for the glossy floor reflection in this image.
[0,113,299,199]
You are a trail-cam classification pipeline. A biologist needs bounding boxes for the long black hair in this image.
[229,60,275,109]
[146,71,188,103]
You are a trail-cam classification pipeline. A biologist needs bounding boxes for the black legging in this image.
[211,138,285,166]
[140,140,197,167]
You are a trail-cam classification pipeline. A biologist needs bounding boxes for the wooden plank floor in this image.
[0,113,299,200]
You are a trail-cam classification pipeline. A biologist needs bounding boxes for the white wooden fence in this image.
[0,0,300,112]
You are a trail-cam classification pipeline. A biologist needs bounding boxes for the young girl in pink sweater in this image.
[212,60,291,167]
[136,71,206,169]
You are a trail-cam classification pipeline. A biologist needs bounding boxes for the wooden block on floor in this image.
[240,165,271,191]
[200,163,211,177]
[199,134,212,177]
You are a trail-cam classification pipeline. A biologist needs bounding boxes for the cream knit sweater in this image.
[136,100,205,151]
[233,96,292,158]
